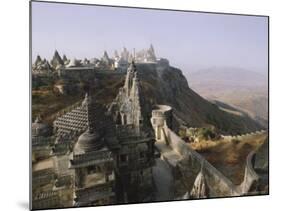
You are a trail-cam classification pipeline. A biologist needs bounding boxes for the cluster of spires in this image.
[32,44,157,73]
[33,50,68,72]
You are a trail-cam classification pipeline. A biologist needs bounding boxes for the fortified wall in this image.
[239,151,259,194]
[150,105,262,198]
[163,127,238,196]
[221,130,266,142]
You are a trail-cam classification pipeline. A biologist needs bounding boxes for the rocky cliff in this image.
[133,63,262,134]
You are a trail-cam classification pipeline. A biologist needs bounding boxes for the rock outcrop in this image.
[132,62,262,134]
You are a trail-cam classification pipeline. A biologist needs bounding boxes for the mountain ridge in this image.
[133,63,263,134]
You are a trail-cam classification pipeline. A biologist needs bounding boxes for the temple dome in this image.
[74,92,105,154]
[74,129,103,154]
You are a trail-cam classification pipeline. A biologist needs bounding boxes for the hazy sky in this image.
[32,1,268,74]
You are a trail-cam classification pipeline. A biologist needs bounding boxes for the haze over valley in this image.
[188,67,268,127]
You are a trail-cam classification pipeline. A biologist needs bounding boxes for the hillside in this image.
[132,63,263,134]
[188,67,268,127]
[33,64,263,134]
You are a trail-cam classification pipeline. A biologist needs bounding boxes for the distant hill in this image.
[187,67,267,88]
[188,67,268,127]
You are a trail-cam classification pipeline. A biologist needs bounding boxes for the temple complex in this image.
[32,45,161,76]
[31,47,268,209]
[69,92,116,206]
[32,61,156,209]
[135,44,157,63]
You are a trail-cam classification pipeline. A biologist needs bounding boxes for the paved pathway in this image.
[152,158,174,201]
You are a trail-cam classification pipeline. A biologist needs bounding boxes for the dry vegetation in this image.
[32,89,83,124]
[189,133,267,185]
[32,72,124,124]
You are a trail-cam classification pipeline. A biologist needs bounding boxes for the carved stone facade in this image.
[69,91,116,206]
[108,61,155,202]
[38,61,156,208]
[109,61,144,134]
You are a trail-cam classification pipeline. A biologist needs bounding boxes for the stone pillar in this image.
[121,113,125,125]
[156,126,161,141]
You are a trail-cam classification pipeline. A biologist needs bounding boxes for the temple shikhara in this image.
[32,45,268,209]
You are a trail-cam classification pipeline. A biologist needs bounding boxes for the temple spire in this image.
[124,61,137,97]
[83,92,94,133]
[82,81,98,133]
